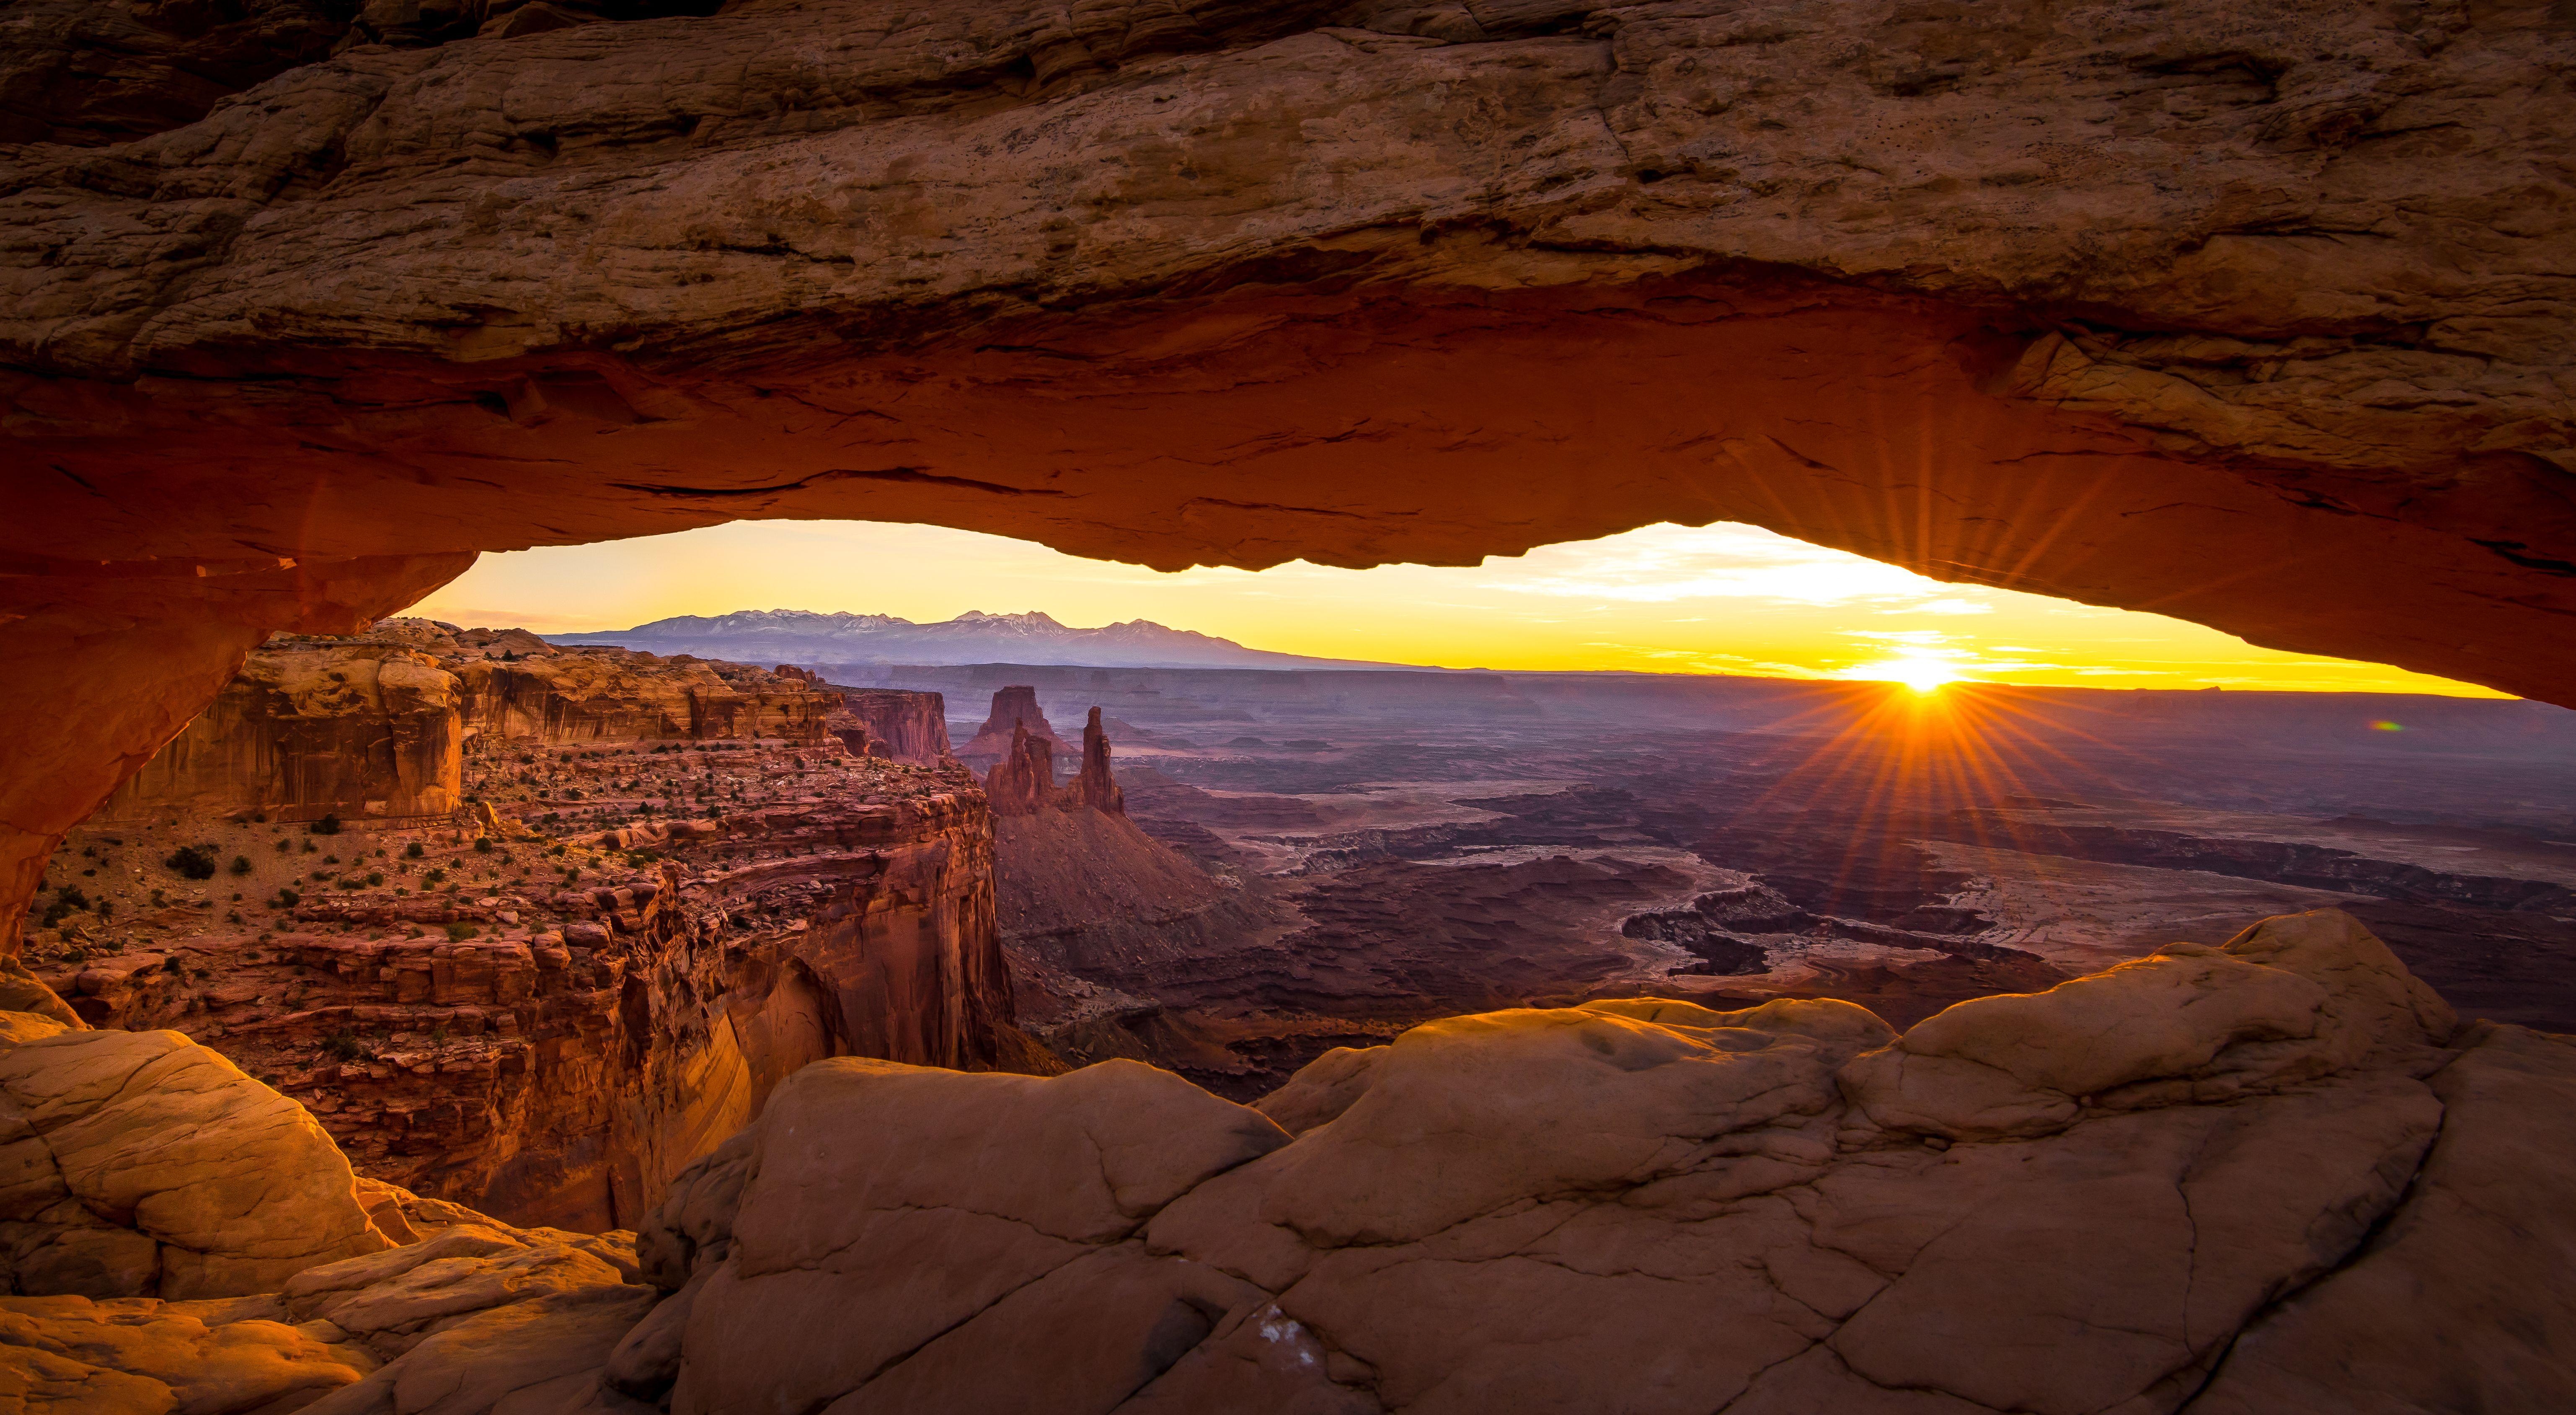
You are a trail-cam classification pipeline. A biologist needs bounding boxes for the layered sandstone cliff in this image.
[47,755,1026,1232]
[99,622,837,829]
[33,629,1030,1231]
[833,688,953,766]
[100,640,465,825]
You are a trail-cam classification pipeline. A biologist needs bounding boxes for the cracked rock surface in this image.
[611,908,2573,1414]
[1,907,2571,1411]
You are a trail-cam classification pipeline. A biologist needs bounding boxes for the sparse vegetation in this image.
[309,814,341,835]
[164,844,219,880]
[229,854,253,876]
[405,841,426,859]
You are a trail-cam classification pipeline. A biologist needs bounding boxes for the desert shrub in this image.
[367,871,385,886]
[424,868,446,885]
[444,922,478,942]
[322,1031,366,1061]
[474,837,493,853]
[165,844,219,880]
[228,855,253,876]
[273,887,301,908]
[309,814,341,836]
[405,841,425,858]
[276,838,295,853]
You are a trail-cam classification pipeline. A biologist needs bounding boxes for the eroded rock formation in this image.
[829,689,953,766]
[625,910,2573,1412]
[982,725,1059,817]
[959,687,1065,763]
[1075,708,1126,817]
[3,909,2571,1410]
[101,639,466,825]
[43,748,1025,1232]
[3,0,2574,967]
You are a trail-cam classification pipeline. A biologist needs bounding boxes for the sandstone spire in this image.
[1075,707,1124,816]
[982,723,1056,817]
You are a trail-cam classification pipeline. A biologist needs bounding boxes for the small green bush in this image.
[444,922,478,942]
[164,844,219,880]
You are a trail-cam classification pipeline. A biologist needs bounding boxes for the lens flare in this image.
[1858,657,1963,694]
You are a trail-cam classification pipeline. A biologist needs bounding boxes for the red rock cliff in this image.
[982,725,1057,819]
[834,689,953,766]
[47,768,1028,1231]
[101,640,464,825]
[959,687,1061,761]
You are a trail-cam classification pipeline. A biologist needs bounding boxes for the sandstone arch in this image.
[3,0,2571,947]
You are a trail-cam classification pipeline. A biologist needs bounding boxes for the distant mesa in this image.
[959,685,1062,761]
[550,608,1404,670]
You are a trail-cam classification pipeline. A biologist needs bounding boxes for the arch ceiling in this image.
[1,0,2570,946]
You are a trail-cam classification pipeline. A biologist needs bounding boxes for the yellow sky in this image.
[411,520,2508,698]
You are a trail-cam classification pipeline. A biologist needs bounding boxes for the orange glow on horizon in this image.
[413,520,2517,700]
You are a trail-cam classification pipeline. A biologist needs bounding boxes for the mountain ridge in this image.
[550,608,1414,670]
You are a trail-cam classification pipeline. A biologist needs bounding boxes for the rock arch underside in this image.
[1,0,2574,1408]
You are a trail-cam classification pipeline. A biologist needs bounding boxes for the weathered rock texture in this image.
[3,0,2574,962]
[960,687,1065,762]
[832,688,953,767]
[102,621,836,827]
[0,1022,402,1299]
[1075,707,1126,816]
[983,724,1059,817]
[101,639,466,825]
[614,909,2576,1413]
[50,752,1027,1233]
[5,908,2573,1410]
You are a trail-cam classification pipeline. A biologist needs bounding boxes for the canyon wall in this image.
[833,688,953,766]
[99,641,465,825]
[100,623,837,827]
[55,773,1026,1232]
[2,0,2572,967]
[47,628,1028,1231]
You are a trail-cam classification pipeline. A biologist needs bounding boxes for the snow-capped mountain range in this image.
[549,609,1401,670]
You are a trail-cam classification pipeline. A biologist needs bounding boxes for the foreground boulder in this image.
[5,909,2572,1412]
[0,1025,401,1299]
[618,909,2571,1413]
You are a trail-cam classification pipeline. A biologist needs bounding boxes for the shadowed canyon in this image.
[3,0,2574,1408]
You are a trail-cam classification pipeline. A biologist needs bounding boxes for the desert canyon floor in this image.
[5,626,2573,1412]
[5,0,2575,1403]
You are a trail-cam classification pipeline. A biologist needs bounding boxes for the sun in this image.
[1867,657,1963,694]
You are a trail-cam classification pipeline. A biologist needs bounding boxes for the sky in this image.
[411,519,2507,698]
